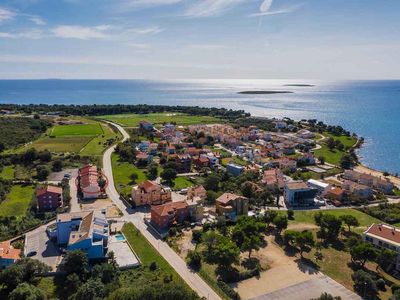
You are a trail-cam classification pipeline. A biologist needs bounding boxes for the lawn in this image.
[284,209,380,231]
[51,123,103,137]
[0,165,14,180]
[314,144,345,166]
[111,153,147,195]
[0,185,35,218]
[122,223,185,283]
[97,112,221,127]
[173,177,193,190]
[323,132,358,149]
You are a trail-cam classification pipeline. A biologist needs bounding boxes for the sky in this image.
[0,0,399,79]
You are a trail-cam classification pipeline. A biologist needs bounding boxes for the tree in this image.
[295,230,315,257]
[213,236,240,268]
[160,168,177,184]
[327,138,335,150]
[206,190,218,204]
[340,154,353,169]
[147,164,158,180]
[232,216,266,258]
[377,248,397,271]
[63,250,89,279]
[0,142,5,152]
[203,230,220,254]
[339,215,359,232]
[52,160,63,172]
[36,166,49,181]
[311,292,342,300]
[287,209,294,220]
[74,279,105,300]
[186,250,202,269]
[204,174,220,192]
[318,155,325,165]
[241,181,255,198]
[9,283,45,300]
[352,269,378,299]
[38,150,52,162]
[314,213,342,242]
[263,210,278,227]
[98,177,106,189]
[92,263,118,284]
[273,214,288,233]
[350,242,377,267]
[192,230,202,244]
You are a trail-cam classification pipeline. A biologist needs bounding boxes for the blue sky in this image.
[0,0,399,79]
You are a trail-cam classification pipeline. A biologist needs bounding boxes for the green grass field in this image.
[285,209,379,230]
[0,165,14,180]
[323,132,358,148]
[32,136,93,153]
[51,123,103,137]
[122,223,185,283]
[111,153,147,195]
[80,123,121,156]
[314,144,345,166]
[0,185,35,218]
[173,177,193,190]
[97,112,221,127]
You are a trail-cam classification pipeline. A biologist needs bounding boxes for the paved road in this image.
[102,121,221,300]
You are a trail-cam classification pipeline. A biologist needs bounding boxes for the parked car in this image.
[26,250,37,257]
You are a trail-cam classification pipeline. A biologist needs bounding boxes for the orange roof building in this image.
[0,241,21,269]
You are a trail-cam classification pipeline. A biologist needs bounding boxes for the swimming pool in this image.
[115,234,125,241]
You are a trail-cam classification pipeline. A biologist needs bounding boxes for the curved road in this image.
[102,121,221,300]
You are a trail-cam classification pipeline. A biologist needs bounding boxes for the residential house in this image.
[262,168,285,190]
[56,211,109,259]
[139,121,154,131]
[342,180,373,200]
[297,153,316,166]
[297,129,315,139]
[326,187,345,206]
[138,140,151,152]
[0,241,21,269]
[175,154,192,173]
[216,193,248,221]
[193,156,210,170]
[343,170,394,194]
[150,201,189,231]
[36,185,63,212]
[131,180,172,206]
[363,224,400,270]
[226,163,244,177]
[79,165,100,199]
[136,152,152,165]
[284,181,318,207]
[187,185,207,201]
[268,158,297,172]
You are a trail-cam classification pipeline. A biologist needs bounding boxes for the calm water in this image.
[0,79,399,173]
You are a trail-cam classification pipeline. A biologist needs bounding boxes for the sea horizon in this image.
[1,78,399,174]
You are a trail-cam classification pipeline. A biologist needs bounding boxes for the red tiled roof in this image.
[151,201,188,217]
[365,224,400,244]
[328,187,344,196]
[0,241,21,260]
[216,193,246,204]
[36,185,62,196]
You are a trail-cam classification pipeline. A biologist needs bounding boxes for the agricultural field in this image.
[0,185,35,218]
[12,118,119,155]
[97,112,221,127]
[50,123,103,137]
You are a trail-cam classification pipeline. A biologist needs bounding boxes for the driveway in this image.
[24,223,61,271]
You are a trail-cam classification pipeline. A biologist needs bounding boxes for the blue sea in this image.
[0,79,399,174]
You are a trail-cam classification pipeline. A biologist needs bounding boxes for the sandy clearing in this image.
[234,235,321,300]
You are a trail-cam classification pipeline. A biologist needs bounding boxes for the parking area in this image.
[24,224,62,271]
[108,234,140,269]
[251,276,361,300]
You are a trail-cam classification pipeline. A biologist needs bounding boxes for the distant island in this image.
[238,90,293,95]
[283,84,315,87]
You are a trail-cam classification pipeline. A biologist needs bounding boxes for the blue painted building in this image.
[226,163,244,177]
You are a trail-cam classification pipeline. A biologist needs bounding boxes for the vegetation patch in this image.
[51,123,103,137]
[0,185,35,218]
[0,165,14,180]
[98,112,221,127]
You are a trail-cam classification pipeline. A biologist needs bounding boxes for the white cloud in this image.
[249,2,304,17]
[0,29,44,39]
[51,25,111,40]
[184,0,246,17]
[129,26,164,35]
[0,7,17,23]
[187,44,226,50]
[29,16,46,25]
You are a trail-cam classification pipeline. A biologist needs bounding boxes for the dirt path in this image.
[234,235,321,300]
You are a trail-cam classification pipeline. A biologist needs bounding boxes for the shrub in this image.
[217,280,240,300]
[376,278,386,291]
[149,262,157,271]
[186,250,202,270]
[287,209,294,220]
[392,284,400,294]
